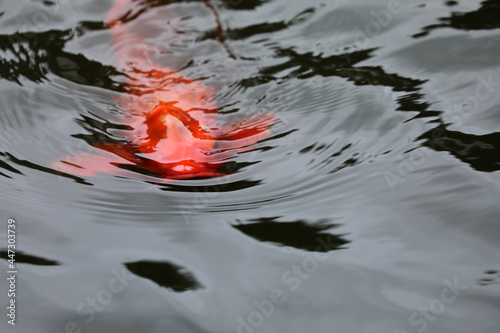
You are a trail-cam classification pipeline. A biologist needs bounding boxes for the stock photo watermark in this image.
[345,0,415,63]
[397,277,467,333]
[227,235,338,333]
[9,0,71,44]
[5,218,17,326]
[48,267,135,333]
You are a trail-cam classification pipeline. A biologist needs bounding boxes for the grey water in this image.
[0,0,500,332]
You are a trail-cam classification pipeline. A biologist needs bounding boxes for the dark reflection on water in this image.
[239,47,426,91]
[125,260,202,292]
[477,270,500,286]
[396,93,442,121]
[0,249,60,266]
[233,217,349,252]
[0,153,23,178]
[414,0,500,38]
[0,151,91,185]
[418,125,500,172]
[200,7,316,41]
[235,34,500,177]
[0,24,122,90]
[160,176,262,192]
[73,113,133,148]
[219,0,268,10]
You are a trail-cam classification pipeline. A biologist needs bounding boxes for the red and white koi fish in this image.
[52,0,275,180]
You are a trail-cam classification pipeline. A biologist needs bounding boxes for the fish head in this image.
[131,101,221,177]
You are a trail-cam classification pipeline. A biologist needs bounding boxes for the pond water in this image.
[1,0,500,332]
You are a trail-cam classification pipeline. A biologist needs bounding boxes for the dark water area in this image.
[1,0,500,332]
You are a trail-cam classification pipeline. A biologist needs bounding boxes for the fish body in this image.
[52,0,274,180]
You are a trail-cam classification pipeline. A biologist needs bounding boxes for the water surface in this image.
[1,0,500,332]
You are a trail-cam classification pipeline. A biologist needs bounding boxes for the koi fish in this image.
[52,0,275,180]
